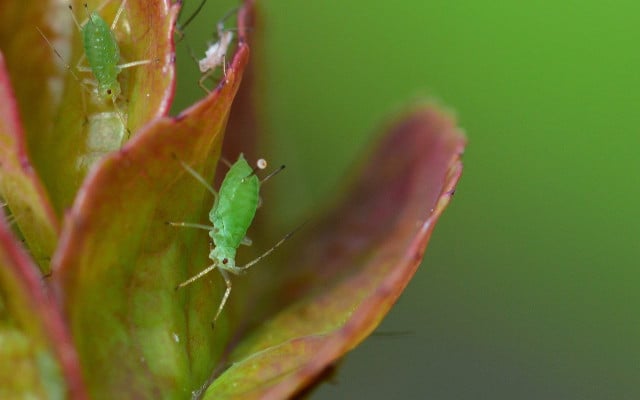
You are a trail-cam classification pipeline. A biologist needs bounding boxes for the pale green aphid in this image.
[39,0,152,130]
[72,0,153,127]
[170,155,291,325]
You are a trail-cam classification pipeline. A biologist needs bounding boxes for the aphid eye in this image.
[107,89,112,95]
[222,258,228,264]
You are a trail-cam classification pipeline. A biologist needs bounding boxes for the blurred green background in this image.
[174,0,640,398]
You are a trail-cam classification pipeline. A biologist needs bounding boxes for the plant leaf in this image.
[0,51,59,273]
[50,37,251,398]
[0,213,86,398]
[201,106,467,399]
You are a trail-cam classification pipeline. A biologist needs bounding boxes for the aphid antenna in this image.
[36,27,83,83]
[67,5,83,30]
[82,3,93,23]
[176,0,207,34]
[259,164,286,184]
[179,159,219,203]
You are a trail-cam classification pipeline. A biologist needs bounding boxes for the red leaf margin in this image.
[0,213,86,398]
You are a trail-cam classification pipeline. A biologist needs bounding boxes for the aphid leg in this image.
[198,69,214,93]
[177,0,209,35]
[175,262,218,289]
[219,157,233,169]
[234,226,301,272]
[117,59,153,70]
[179,160,219,204]
[241,236,253,246]
[167,221,216,231]
[110,96,129,137]
[36,26,91,122]
[111,0,129,30]
[212,269,232,326]
[260,165,286,184]
[0,202,16,226]
[221,54,227,77]
[35,27,81,83]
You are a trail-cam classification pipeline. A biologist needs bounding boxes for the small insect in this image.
[175,1,238,92]
[196,22,234,91]
[169,154,292,326]
[38,0,152,130]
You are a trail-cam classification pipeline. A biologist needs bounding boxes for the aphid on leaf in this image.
[38,0,152,131]
[196,21,234,91]
[169,154,293,326]
[175,1,238,92]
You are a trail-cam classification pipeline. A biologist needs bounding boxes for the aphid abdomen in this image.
[210,155,260,252]
[83,12,121,99]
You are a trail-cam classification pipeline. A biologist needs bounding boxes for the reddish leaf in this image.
[200,106,466,399]
[0,214,85,398]
[50,38,251,398]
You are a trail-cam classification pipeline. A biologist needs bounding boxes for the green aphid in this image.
[170,155,292,326]
[72,0,152,126]
[39,0,152,130]
[80,8,124,102]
